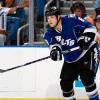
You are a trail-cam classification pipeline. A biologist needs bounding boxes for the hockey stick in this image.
[0,47,80,73]
[0,56,50,73]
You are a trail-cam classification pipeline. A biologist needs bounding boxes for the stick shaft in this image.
[0,56,50,73]
[0,46,80,73]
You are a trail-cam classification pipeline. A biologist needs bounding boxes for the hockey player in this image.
[70,2,94,24]
[44,6,99,100]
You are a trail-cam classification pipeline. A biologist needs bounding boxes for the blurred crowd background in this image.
[0,0,100,46]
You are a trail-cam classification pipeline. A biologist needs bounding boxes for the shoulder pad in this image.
[78,17,85,22]
[68,14,76,18]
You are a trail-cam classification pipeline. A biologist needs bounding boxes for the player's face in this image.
[47,15,58,27]
[0,2,2,7]
[96,20,100,31]
[5,0,14,6]
[74,8,83,17]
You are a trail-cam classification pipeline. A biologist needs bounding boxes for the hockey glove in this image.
[50,46,62,61]
[77,32,96,50]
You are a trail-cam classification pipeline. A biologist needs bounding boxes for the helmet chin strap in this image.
[54,16,61,28]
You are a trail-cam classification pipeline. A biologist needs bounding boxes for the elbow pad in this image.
[77,28,96,50]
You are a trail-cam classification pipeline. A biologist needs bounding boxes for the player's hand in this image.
[50,46,62,61]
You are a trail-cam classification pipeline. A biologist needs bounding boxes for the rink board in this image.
[0,98,88,100]
[0,47,99,99]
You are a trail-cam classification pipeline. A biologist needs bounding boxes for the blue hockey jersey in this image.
[44,14,96,63]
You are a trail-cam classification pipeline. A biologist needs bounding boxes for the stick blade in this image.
[0,69,6,73]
